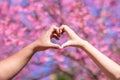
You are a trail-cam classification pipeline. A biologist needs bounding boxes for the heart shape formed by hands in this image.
[30,25,85,52]
[50,25,84,49]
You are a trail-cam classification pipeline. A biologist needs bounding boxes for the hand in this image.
[60,25,85,48]
[33,25,61,51]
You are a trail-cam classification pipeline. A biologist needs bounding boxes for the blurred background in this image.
[0,0,120,80]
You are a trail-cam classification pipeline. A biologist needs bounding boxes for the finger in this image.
[50,25,60,35]
[49,43,61,49]
[60,25,76,39]
[52,30,60,37]
[59,28,64,35]
[61,40,72,48]
[46,25,58,37]
[51,33,60,40]
[48,25,60,40]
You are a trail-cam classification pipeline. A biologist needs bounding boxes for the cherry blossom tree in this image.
[0,0,120,80]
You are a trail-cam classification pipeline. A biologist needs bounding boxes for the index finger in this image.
[60,25,77,39]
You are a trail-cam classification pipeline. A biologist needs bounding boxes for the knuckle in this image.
[51,25,55,29]
[60,25,69,30]
[51,25,58,30]
[61,25,68,28]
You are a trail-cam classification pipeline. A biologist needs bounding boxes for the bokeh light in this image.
[0,0,120,80]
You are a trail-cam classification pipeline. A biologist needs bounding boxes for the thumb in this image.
[49,43,61,49]
[61,40,72,48]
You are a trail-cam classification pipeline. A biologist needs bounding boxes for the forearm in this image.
[0,25,60,80]
[0,41,38,80]
[80,40,120,80]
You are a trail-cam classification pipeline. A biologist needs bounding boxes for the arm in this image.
[60,25,120,80]
[0,25,60,80]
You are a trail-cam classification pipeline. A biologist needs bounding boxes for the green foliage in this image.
[56,73,73,80]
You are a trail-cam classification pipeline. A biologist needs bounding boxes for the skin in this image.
[0,25,120,80]
[60,25,120,80]
[0,25,61,80]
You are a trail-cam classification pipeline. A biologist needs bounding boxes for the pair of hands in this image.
[34,25,85,51]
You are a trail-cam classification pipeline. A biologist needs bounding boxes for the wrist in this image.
[78,39,88,48]
[27,41,41,53]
